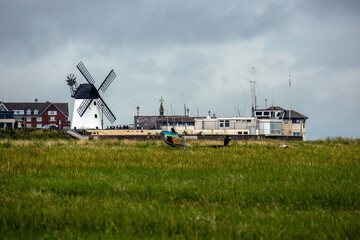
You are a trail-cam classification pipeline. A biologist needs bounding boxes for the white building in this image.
[194,117,257,135]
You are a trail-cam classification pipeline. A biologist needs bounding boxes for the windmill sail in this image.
[77,98,93,117]
[77,61,95,85]
[99,70,116,93]
[98,97,116,124]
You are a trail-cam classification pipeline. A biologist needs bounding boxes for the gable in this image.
[39,103,68,117]
[0,103,8,111]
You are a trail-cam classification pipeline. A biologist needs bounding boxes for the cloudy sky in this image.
[1,0,359,139]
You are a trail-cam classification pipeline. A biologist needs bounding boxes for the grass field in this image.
[0,138,359,239]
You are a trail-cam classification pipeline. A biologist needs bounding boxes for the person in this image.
[224,135,232,147]
[171,127,176,133]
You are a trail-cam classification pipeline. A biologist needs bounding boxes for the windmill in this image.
[66,61,117,129]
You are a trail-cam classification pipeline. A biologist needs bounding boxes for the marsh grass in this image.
[0,138,359,239]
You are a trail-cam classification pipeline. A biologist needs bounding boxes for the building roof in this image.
[282,110,308,119]
[265,106,308,119]
[74,84,100,99]
[135,115,206,123]
[1,102,69,117]
[266,106,285,110]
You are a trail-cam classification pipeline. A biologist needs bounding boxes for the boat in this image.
[160,130,189,147]
[161,130,232,148]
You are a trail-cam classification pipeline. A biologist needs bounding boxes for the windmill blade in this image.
[77,98,94,117]
[77,61,95,85]
[99,70,116,93]
[98,97,116,124]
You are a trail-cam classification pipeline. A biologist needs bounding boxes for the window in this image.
[238,131,243,135]
[94,101,97,106]
[292,119,300,124]
[293,132,301,136]
[26,124,32,128]
[50,117,56,121]
[219,120,230,129]
[284,120,288,124]
[37,117,42,122]
[48,111,57,115]
[14,110,24,115]
[26,109,32,115]
[36,124,42,128]
[244,132,248,135]
[34,109,39,115]
[255,112,262,116]
[263,112,270,116]
[95,114,98,118]
[247,120,251,122]
[26,117,31,122]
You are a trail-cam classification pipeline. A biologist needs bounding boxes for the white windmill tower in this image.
[66,62,117,129]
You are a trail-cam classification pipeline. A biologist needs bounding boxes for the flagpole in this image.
[289,68,291,121]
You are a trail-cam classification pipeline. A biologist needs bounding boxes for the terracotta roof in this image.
[1,102,69,117]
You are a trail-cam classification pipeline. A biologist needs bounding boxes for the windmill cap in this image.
[74,84,100,99]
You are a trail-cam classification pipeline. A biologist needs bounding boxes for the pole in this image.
[289,68,292,136]
[101,104,104,129]
[289,68,291,120]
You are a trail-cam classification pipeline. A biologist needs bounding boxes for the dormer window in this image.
[34,109,39,115]
[26,109,32,115]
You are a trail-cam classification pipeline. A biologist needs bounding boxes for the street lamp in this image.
[136,106,140,129]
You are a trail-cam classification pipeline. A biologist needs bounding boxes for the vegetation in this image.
[0,129,70,140]
[0,138,359,239]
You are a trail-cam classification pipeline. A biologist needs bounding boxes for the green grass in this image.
[0,129,70,140]
[0,138,359,239]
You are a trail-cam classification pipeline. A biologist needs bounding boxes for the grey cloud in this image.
[0,0,359,139]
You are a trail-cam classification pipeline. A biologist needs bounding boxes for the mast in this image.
[251,67,256,117]
[289,68,291,121]
[237,67,256,116]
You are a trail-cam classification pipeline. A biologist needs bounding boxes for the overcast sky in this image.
[1,0,359,139]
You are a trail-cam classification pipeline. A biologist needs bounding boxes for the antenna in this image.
[237,67,256,116]
[66,74,78,97]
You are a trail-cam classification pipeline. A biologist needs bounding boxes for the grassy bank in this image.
[0,129,70,140]
[0,139,359,239]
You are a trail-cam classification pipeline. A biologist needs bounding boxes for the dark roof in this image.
[266,106,285,110]
[1,102,69,117]
[74,84,100,99]
[282,110,308,119]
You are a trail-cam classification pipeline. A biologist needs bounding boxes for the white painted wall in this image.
[71,99,102,129]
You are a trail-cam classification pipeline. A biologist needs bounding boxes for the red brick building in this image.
[0,100,70,129]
